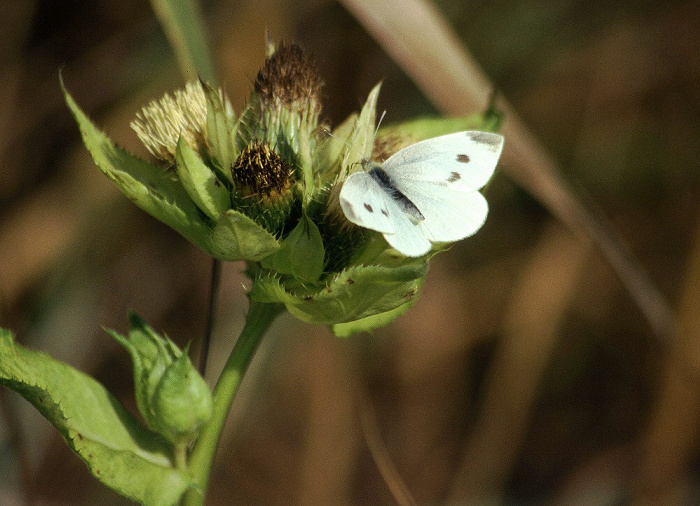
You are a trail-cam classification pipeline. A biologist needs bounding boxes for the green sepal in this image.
[62,78,211,247]
[260,214,325,282]
[249,261,427,335]
[342,83,382,173]
[175,137,230,221]
[235,94,264,149]
[209,209,280,261]
[202,81,237,183]
[294,109,315,200]
[0,329,191,506]
[315,112,358,187]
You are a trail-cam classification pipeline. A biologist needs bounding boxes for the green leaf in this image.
[260,214,325,282]
[149,0,217,83]
[331,294,421,337]
[250,262,427,334]
[202,82,238,182]
[175,138,231,221]
[62,79,212,249]
[0,329,190,505]
[209,209,280,261]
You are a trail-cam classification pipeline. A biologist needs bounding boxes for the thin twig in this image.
[0,389,36,505]
[198,258,222,377]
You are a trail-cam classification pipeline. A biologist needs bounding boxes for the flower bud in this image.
[108,314,213,445]
[244,42,324,195]
[151,353,213,445]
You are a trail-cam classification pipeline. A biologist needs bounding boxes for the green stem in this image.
[174,443,188,472]
[183,299,283,506]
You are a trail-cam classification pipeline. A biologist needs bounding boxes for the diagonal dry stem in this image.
[338,0,674,340]
[631,211,700,505]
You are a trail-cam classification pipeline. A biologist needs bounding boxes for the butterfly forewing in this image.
[382,131,503,192]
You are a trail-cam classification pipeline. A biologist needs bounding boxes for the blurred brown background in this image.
[1,0,699,504]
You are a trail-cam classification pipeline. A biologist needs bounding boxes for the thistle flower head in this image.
[232,142,293,200]
[130,81,209,163]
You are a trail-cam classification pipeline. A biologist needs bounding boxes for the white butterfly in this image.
[339,131,504,257]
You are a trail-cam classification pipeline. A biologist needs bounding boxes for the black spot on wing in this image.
[381,209,389,217]
[448,171,461,183]
[364,203,373,213]
[467,131,502,150]
[456,154,470,163]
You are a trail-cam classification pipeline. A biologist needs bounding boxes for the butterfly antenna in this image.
[320,127,361,170]
[363,109,388,166]
[373,110,387,143]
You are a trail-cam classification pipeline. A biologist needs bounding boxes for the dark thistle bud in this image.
[231,142,297,233]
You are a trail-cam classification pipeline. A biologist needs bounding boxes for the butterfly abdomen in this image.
[368,165,424,223]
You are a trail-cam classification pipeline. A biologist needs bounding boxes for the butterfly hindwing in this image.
[404,182,489,242]
[381,209,432,257]
[339,171,397,234]
[340,171,433,256]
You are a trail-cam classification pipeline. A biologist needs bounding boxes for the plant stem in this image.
[182,298,283,506]
[174,443,189,472]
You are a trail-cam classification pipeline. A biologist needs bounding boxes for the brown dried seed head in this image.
[254,41,323,113]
